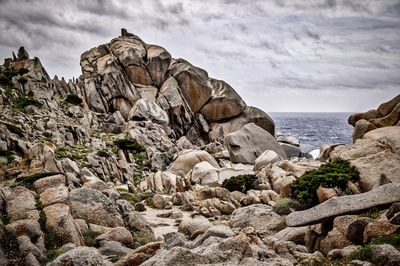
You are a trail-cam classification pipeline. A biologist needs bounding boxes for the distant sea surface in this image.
[269,112,354,154]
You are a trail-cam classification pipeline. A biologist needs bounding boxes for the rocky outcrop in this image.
[286,183,400,227]
[3,29,399,266]
[349,94,400,141]
[225,123,287,164]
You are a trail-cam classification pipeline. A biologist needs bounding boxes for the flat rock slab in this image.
[286,184,400,227]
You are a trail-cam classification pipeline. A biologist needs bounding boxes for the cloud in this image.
[0,0,399,112]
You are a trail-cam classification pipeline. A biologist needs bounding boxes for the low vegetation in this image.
[273,198,304,215]
[291,158,359,208]
[221,174,257,193]
[350,232,400,264]
[0,148,13,165]
[358,206,383,219]
[11,172,61,189]
[36,198,66,262]
[114,139,145,153]
[82,231,102,247]
[15,95,41,109]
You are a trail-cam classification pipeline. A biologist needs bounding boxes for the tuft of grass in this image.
[350,232,400,264]
[291,158,359,208]
[359,206,382,219]
[65,94,83,105]
[273,198,304,215]
[11,172,61,189]
[222,174,257,193]
[119,192,140,206]
[126,225,155,246]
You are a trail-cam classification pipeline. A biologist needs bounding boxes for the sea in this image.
[269,112,354,157]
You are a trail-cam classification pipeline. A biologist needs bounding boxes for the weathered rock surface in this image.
[370,244,400,263]
[145,44,171,88]
[43,203,84,246]
[286,184,400,227]
[6,186,38,221]
[70,187,124,227]
[168,59,212,113]
[209,106,275,142]
[254,150,283,171]
[363,219,399,244]
[200,78,246,122]
[363,126,400,154]
[48,247,104,266]
[225,123,287,164]
[329,138,400,191]
[167,149,220,176]
[348,94,400,139]
[128,98,169,127]
[353,119,376,142]
[229,204,284,235]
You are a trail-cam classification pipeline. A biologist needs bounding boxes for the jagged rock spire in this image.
[17,46,29,61]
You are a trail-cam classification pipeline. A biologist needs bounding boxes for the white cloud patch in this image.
[0,0,399,111]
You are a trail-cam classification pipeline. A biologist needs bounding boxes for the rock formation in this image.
[0,29,399,265]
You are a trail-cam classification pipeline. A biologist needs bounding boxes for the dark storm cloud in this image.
[0,0,399,112]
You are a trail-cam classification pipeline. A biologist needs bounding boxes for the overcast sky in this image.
[1,0,399,112]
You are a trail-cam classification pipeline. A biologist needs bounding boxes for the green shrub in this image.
[274,198,304,215]
[221,174,257,193]
[350,232,400,263]
[15,96,41,109]
[291,158,359,208]
[0,74,10,86]
[65,94,82,105]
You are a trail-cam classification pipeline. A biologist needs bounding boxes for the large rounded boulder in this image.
[200,78,246,122]
[225,123,287,164]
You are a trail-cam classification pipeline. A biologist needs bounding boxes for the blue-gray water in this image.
[269,112,354,153]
